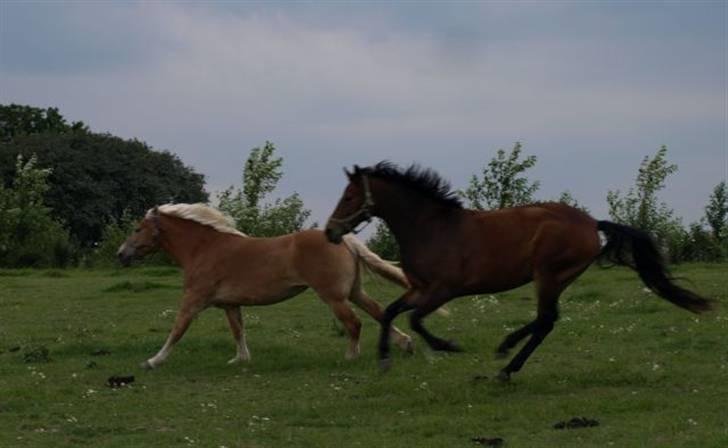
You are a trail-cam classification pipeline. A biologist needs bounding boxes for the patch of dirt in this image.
[107,375,135,388]
[23,346,50,363]
[472,436,504,446]
[553,417,600,429]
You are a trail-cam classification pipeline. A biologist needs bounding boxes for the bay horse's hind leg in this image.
[497,263,590,381]
[495,321,537,358]
[350,289,414,353]
[223,306,251,364]
[497,298,559,381]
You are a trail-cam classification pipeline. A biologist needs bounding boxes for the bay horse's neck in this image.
[373,181,460,261]
[158,215,234,269]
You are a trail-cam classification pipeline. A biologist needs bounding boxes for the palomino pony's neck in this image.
[157,215,237,269]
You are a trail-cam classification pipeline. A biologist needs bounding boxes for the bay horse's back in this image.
[462,202,602,293]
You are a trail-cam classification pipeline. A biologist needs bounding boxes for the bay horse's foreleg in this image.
[409,302,463,352]
[349,290,414,353]
[378,292,417,370]
[223,306,251,364]
[143,297,206,369]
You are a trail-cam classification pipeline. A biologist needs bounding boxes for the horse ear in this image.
[353,164,361,174]
[343,167,353,179]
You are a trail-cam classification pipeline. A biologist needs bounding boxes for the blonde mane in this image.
[149,203,247,237]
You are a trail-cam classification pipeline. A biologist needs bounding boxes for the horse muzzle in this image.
[324,225,345,244]
[117,243,134,267]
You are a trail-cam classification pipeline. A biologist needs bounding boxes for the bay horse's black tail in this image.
[597,220,713,313]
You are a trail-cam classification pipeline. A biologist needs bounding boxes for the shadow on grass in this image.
[103,281,179,294]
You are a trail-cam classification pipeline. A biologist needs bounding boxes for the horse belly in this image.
[213,284,308,306]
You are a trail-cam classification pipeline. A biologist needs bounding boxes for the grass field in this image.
[1,264,726,447]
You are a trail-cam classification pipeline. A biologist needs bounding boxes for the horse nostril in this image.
[325,227,342,244]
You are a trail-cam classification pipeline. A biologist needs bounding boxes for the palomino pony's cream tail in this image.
[342,235,409,288]
[341,235,450,317]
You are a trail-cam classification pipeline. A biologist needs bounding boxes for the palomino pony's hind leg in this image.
[349,289,414,353]
[315,287,363,359]
[223,306,251,364]
[144,294,206,369]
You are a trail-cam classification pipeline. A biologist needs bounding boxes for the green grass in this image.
[0,265,727,447]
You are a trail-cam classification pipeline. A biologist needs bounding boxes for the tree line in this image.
[1,104,726,268]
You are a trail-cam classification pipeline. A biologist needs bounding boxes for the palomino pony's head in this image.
[325,165,374,244]
[117,207,162,266]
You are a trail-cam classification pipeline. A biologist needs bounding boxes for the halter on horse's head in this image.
[117,207,161,266]
[325,165,375,243]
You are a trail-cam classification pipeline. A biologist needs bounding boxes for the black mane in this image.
[361,161,463,209]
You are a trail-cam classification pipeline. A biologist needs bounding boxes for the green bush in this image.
[0,154,76,268]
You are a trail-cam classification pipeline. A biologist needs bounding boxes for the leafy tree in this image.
[218,142,312,237]
[463,142,540,210]
[705,181,727,241]
[0,107,208,246]
[0,154,73,267]
[366,219,400,261]
[0,104,87,139]
[606,145,682,247]
[556,190,590,213]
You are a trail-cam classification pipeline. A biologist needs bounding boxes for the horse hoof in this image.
[379,357,392,372]
[404,339,415,354]
[496,370,511,382]
[438,340,463,352]
[140,360,154,370]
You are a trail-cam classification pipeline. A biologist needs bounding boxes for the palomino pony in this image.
[117,203,413,369]
[324,162,713,381]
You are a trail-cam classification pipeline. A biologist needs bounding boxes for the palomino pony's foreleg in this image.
[223,306,251,364]
[143,296,206,369]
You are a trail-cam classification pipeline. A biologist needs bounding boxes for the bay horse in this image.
[117,203,413,369]
[324,162,713,381]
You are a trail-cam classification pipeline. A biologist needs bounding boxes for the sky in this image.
[1,1,726,231]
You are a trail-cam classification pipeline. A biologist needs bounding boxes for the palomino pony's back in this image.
[117,204,414,368]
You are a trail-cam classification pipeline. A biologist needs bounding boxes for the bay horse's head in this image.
[325,165,375,244]
[117,207,162,266]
